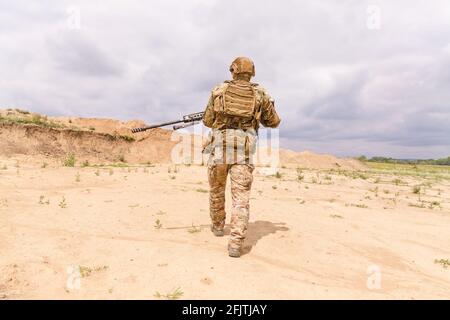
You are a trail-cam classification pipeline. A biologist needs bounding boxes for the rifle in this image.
[131,111,204,133]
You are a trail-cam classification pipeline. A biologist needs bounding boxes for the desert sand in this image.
[1,109,449,299]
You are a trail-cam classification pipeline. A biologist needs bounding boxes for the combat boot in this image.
[228,244,241,258]
[210,225,224,237]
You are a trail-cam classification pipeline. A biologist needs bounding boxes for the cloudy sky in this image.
[1,0,449,158]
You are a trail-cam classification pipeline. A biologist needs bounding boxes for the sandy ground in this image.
[1,155,449,300]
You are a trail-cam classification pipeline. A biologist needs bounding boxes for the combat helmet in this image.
[229,57,255,77]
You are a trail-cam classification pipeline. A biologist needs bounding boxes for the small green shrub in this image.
[63,154,76,167]
[154,219,162,229]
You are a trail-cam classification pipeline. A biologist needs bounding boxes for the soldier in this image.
[202,57,281,258]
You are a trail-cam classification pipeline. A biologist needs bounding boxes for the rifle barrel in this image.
[131,111,204,133]
[131,119,185,133]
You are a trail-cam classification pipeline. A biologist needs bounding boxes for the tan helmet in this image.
[229,57,255,77]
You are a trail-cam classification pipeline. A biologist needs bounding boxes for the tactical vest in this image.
[205,80,261,164]
[213,80,261,131]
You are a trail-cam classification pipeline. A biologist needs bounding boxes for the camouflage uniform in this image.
[202,57,281,256]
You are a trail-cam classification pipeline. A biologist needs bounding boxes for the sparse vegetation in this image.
[356,172,368,180]
[434,259,450,269]
[362,155,450,166]
[154,287,183,300]
[0,113,64,129]
[38,195,50,205]
[154,219,162,229]
[63,154,76,167]
[79,265,109,278]
[41,162,48,169]
[369,186,379,196]
[188,224,202,234]
[154,287,184,300]
[14,108,30,115]
[365,162,450,182]
[357,155,367,162]
[167,166,178,173]
[120,135,135,142]
[347,203,368,209]
[81,160,90,167]
[429,201,441,209]
[196,188,208,193]
[59,197,67,208]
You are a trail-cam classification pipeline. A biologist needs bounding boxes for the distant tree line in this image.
[356,155,450,166]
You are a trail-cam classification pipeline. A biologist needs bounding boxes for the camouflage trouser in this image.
[208,163,254,249]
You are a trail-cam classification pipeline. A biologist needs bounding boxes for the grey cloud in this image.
[46,32,123,77]
[0,0,449,158]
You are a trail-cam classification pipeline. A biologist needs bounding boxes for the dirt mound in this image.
[1,122,130,163]
[0,108,365,169]
[0,108,177,164]
[55,116,146,137]
[279,149,365,170]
